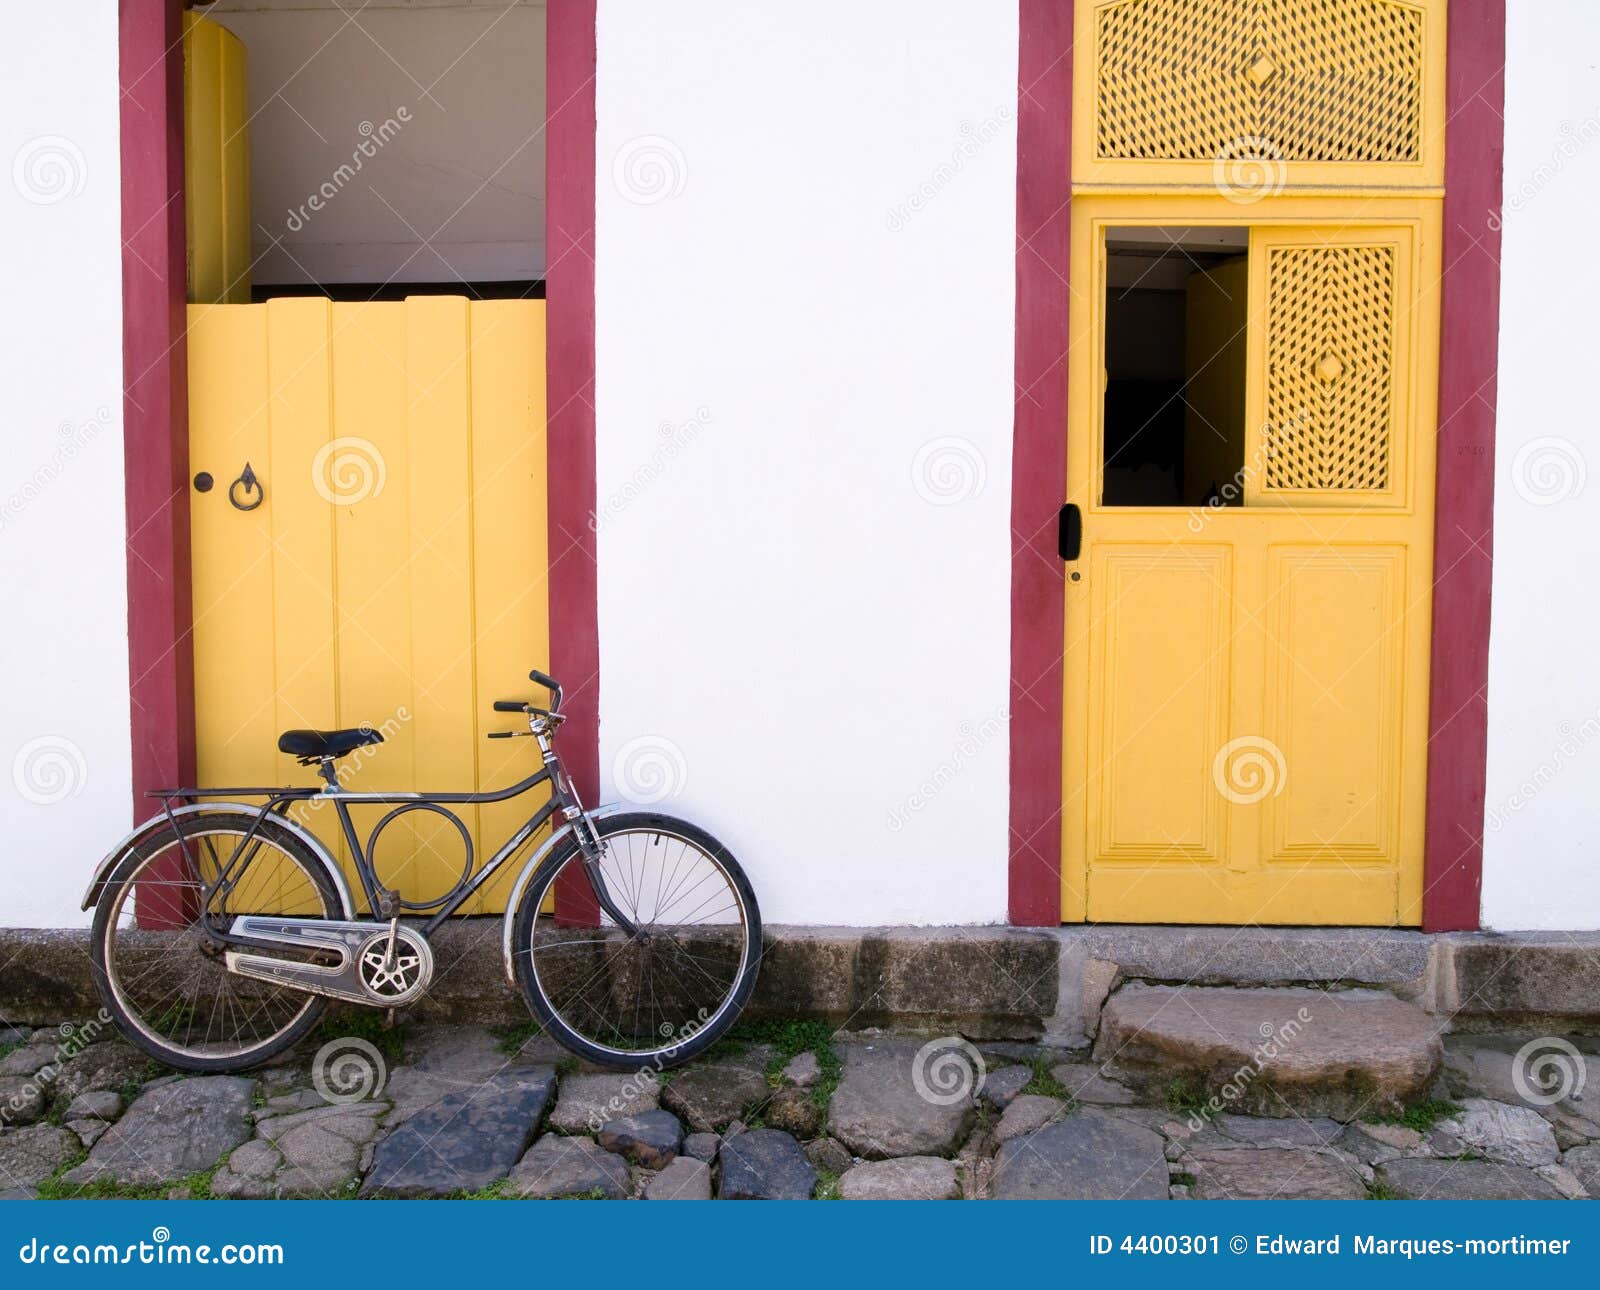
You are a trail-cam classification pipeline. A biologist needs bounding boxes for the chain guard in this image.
[225,917,435,1007]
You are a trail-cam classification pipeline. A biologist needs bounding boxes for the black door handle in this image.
[1058,503,1082,561]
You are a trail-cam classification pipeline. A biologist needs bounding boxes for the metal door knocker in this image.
[228,462,264,511]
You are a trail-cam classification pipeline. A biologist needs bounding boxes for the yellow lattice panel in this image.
[1244,225,1415,506]
[1074,0,1446,191]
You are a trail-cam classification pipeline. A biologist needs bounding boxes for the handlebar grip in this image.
[528,669,559,693]
[493,700,527,713]
[487,731,514,739]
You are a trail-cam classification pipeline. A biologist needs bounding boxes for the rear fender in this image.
[80,804,357,919]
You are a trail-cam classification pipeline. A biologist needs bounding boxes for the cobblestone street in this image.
[2,1011,1595,1200]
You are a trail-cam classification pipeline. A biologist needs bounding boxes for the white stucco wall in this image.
[1481,0,1600,929]
[0,1,131,927]
[593,0,1018,924]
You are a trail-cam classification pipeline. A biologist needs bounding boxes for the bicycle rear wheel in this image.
[90,811,340,1072]
[511,812,762,1069]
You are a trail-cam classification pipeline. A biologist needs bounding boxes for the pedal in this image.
[225,917,434,1007]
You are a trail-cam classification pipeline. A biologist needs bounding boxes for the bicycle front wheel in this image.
[511,812,762,1068]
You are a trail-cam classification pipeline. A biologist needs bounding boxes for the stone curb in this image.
[2,924,1598,1035]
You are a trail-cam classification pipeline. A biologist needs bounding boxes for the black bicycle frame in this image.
[153,758,639,944]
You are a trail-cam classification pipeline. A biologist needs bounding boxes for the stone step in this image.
[1094,983,1442,1120]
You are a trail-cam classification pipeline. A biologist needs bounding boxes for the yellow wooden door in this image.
[1061,199,1439,925]
[187,297,551,913]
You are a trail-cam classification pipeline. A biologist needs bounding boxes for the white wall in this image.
[210,0,546,286]
[1482,0,1600,929]
[594,0,1018,924]
[0,1,131,927]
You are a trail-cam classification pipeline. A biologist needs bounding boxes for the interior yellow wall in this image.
[184,12,251,304]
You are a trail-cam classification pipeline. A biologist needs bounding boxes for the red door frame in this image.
[1007,0,1507,931]
[117,1,602,875]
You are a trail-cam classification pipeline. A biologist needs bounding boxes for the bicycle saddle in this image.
[277,727,384,762]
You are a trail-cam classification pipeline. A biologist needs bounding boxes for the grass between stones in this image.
[1020,1057,1071,1101]
[1162,1076,1211,1120]
[813,1170,841,1200]
[37,1166,221,1201]
[1371,1099,1462,1134]
[1365,1181,1403,1200]
[492,1019,543,1056]
[312,1009,407,1065]
[710,1019,843,1110]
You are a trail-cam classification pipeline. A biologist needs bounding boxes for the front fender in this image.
[80,804,358,919]
[499,803,630,984]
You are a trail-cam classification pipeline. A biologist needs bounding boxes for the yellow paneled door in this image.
[1061,197,1440,925]
[187,297,550,912]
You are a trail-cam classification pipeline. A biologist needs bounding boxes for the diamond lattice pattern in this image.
[1262,243,1396,492]
[1096,0,1425,163]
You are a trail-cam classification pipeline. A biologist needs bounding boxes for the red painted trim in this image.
[1422,0,1505,932]
[1007,0,1074,926]
[1006,1,1505,929]
[546,0,601,925]
[122,0,195,929]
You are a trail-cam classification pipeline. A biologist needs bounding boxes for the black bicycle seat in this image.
[277,727,384,762]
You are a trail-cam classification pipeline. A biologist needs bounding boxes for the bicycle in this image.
[82,669,762,1073]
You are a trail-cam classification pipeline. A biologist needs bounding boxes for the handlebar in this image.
[489,669,564,740]
[527,669,563,712]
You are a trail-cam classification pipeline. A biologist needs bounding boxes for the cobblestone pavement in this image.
[1,1017,1595,1200]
